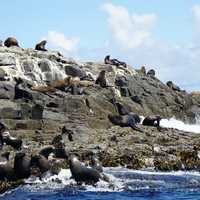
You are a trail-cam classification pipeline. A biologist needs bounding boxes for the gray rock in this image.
[65,65,86,78]
[0,55,16,66]
[0,68,8,81]
[38,60,51,72]
[22,60,34,72]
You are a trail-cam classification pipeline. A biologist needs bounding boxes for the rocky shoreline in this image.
[0,46,200,193]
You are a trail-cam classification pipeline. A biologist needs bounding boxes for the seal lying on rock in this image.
[69,155,101,185]
[0,152,15,181]
[32,76,93,93]
[142,116,162,127]
[14,152,31,179]
[104,55,127,68]
[35,40,47,51]
[4,37,19,48]
[108,114,142,132]
[3,132,22,150]
[114,102,129,115]
[166,81,181,92]
[31,85,56,93]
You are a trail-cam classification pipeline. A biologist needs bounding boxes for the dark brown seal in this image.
[35,40,47,51]
[4,37,19,48]
[69,155,101,185]
[95,70,107,88]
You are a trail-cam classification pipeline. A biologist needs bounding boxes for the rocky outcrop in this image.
[0,46,199,193]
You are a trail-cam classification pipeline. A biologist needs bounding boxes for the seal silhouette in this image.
[35,40,47,51]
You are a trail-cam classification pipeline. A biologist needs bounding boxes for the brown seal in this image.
[31,85,56,93]
[4,37,19,48]
[95,70,107,88]
[35,40,47,51]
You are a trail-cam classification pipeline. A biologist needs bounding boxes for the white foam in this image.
[22,167,200,193]
[160,117,200,133]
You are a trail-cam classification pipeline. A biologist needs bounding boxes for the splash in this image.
[160,117,200,133]
[18,168,200,193]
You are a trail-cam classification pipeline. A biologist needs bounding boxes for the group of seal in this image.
[0,36,168,185]
[2,37,47,52]
[108,100,162,131]
[108,100,142,131]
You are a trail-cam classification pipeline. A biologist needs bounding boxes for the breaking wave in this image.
[160,117,200,133]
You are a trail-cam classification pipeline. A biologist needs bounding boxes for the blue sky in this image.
[1,0,200,91]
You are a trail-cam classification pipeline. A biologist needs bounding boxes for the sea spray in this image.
[160,117,200,133]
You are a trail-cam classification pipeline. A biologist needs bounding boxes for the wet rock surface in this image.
[0,47,199,192]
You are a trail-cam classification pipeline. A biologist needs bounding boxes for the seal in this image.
[62,126,74,142]
[147,69,155,78]
[104,55,127,68]
[53,147,69,159]
[31,85,56,93]
[140,66,146,75]
[108,114,142,132]
[35,40,47,51]
[4,37,19,48]
[166,81,181,92]
[14,77,33,101]
[104,55,113,65]
[142,116,162,128]
[3,131,22,150]
[115,102,129,115]
[69,155,101,185]
[31,154,50,174]
[95,70,107,88]
[0,152,15,181]
[51,134,64,148]
[14,152,31,179]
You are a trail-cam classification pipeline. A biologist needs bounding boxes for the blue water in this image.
[1,168,200,200]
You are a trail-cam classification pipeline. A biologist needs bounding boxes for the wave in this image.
[160,118,200,133]
[20,168,200,193]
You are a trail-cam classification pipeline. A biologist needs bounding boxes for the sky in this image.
[0,0,200,91]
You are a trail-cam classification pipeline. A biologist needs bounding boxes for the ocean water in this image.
[1,118,200,200]
[2,168,200,200]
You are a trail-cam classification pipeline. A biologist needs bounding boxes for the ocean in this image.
[1,118,200,200]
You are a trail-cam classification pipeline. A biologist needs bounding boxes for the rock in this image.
[38,60,51,72]
[0,47,199,194]
[65,65,86,78]
[32,104,44,120]
[22,60,34,73]
[0,55,16,66]
[0,82,14,99]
